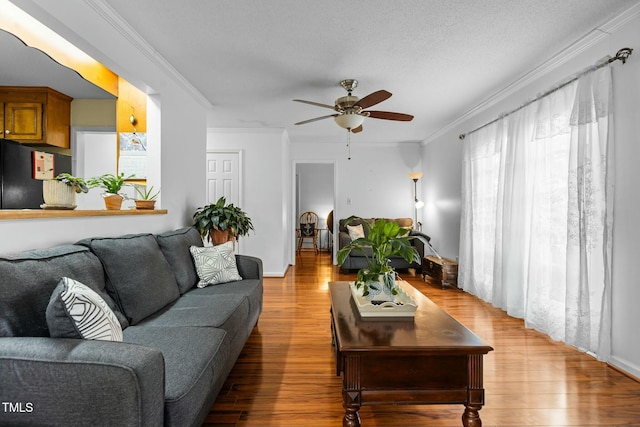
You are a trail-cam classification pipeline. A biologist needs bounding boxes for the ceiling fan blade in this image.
[351,124,363,133]
[294,114,338,125]
[366,110,414,121]
[293,99,335,110]
[354,90,392,109]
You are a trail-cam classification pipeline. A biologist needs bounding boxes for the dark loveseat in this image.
[0,226,263,427]
[338,217,430,273]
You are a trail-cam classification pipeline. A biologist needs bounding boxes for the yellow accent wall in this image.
[71,99,117,127]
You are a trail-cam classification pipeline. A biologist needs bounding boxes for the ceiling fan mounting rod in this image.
[340,79,358,95]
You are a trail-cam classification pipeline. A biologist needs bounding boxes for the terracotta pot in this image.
[134,200,156,210]
[42,180,76,207]
[103,194,124,210]
[209,229,236,245]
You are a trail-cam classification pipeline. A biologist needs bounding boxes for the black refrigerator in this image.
[0,139,72,209]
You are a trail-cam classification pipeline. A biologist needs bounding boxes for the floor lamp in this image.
[408,172,424,230]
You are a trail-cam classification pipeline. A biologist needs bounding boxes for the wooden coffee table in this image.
[329,281,493,427]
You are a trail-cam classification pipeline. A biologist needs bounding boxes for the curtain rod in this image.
[458,47,633,141]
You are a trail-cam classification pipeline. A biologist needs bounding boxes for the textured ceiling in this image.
[33,0,640,143]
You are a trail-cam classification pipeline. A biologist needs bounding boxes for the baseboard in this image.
[609,355,640,382]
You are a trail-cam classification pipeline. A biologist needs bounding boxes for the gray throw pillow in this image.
[155,227,203,294]
[0,244,127,337]
[79,234,180,325]
[46,277,123,341]
[190,243,242,287]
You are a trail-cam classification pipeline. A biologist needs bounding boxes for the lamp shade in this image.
[335,113,365,130]
[408,171,423,181]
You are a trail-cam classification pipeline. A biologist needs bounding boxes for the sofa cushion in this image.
[139,293,249,334]
[46,277,123,341]
[123,325,228,427]
[0,245,126,337]
[190,243,242,287]
[339,217,373,236]
[79,234,180,325]
[187,278,263,325]
[347,223,365,241]
[155,227,203,294]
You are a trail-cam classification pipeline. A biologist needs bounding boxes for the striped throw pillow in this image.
[46,277,123,341]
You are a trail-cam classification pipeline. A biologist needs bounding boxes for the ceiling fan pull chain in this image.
[347,129,351,160]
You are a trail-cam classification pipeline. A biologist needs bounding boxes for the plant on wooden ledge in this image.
[42,173,89,208]
[87,172,133,210]
[193,197,254,245]
[54,173,89,194]
[133,185,159,210]
[337,217,420,300]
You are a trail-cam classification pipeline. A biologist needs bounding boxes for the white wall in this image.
[291,141,422,222]
[207,128,290,277]
[0,1,208,254]
[422,8,640,377]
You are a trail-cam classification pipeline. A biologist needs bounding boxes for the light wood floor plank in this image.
[203,251,640,426]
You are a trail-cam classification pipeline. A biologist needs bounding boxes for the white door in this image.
[206,151,240,206]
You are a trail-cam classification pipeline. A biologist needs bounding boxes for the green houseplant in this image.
[133,185,159,210]
[193,197,254,244]
[337,217,420,299]
[54,173,89,194]
[87,172,133,210]
[42,173,89,208]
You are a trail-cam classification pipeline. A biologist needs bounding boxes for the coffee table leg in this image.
[462,404,482,427]
[343,406,360,427]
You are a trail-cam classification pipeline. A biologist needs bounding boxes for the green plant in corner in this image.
[54,173,88,194]
[87,173,133,195]
[337,217,420,297]
[193,197,254,243]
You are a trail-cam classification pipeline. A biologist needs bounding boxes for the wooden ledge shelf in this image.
[0,209,168,220]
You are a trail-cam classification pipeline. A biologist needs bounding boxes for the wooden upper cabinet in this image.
[4,102,43,140]
[0,87,72,148]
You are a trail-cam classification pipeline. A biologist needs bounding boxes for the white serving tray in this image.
[349,282,417,318]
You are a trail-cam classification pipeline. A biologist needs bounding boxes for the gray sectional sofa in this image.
[0,226,263,427]
[338,216,430,273]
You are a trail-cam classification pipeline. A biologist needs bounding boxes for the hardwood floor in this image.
[204,251,640,426]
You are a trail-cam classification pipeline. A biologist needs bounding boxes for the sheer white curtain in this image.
[459,62,613,359]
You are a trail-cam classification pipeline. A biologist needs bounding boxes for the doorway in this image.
[71,126,116,210]
[294,161,335,261]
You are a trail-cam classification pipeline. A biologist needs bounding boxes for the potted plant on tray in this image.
[337,216,420,301]
[193,196,254,244]
[42,173,89,209]
[87,172,133,210]
[133,185,159,210]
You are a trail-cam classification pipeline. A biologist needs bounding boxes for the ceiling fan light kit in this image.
[334,113,365,130]
[293,78,414,134]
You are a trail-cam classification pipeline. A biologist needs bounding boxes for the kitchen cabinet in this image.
[0,87,72,148]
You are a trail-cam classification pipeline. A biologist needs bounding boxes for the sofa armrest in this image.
[338,231,351,250]
[0,337,164,427]
[409,231,431,261]
[236,255,263,280]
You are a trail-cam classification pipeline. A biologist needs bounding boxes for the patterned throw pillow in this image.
[190,242,243,287]
[46,277,123,341]
[347,224,365,241]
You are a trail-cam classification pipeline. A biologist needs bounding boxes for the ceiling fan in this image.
[293,79,414,133]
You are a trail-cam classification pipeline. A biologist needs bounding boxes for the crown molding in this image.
[422,2,640,146]
[85,0,212,109]
[208,127,286,134]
